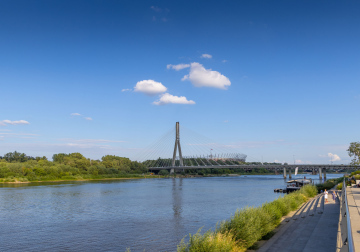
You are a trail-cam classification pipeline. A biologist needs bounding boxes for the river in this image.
[0,174,343,251]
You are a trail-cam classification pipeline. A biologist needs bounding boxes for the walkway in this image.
[258,191,340,252]
[346,187,360,251]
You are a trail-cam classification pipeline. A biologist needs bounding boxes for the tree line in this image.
[0,151,147,182]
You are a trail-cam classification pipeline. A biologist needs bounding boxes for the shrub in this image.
[336,183,343,190]
[159,170,170,176]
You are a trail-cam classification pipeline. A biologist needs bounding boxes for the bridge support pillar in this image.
[319,168,322,180]
[288,168,292,179]
[323,168,326,180]
[170,168,175,175]
[283,167,286,179]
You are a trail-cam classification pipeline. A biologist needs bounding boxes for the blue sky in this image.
[1,0,359,164]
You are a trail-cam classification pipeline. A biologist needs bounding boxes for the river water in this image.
[0,174,342,251]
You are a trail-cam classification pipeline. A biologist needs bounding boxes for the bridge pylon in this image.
[170,122,183,174]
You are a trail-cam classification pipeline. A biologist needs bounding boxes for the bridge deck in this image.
[148,164,357,170]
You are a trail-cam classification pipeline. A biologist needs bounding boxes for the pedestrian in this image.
[332,191,336,201]
[324,189,328,203]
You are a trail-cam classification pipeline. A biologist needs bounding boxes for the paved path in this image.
[346,187,360,251]
[258,191,340,252]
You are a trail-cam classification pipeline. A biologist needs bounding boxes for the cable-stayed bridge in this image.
[139,122,358,178]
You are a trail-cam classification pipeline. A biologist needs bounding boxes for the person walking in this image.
[332,191,336,202]
[324,189,328,203]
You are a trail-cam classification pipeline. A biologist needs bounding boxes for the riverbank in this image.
[177,184,318,252]
[0,174,161,184]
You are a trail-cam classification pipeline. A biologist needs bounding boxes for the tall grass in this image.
[316,177,343,192]
[177,185,317,252]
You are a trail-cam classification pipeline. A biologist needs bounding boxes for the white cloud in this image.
[0,120,30,126]
[153,93,195,105]
[71,113,81,116]
[222,60,228,63]
[84,117,93,121]
[122,89,132,92]
[134,79,167,96]
[182,62,231,89]
[201,54,212,59]
[328,153,341,161]
[167,64,190,71]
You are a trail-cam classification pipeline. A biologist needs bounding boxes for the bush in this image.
[336,183,343,190]
[159,170,170,176]
[316,177,344,193]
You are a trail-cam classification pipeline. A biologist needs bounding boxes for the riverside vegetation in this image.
[0,151,284,182]
[177,184,318,252]
[0,151,148,182]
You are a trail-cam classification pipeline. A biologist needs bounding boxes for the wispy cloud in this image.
[151,6,162,12]
[0,132,39,140]
[201,54,212,59]
[60,138,125,144]
[71,113,93,121]
[122,88,132,92]
[182,62,231,89]
[153,93,195,105]
[167,63,190,71]
[0,120,30,126]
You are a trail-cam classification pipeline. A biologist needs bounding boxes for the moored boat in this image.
[286,179,312,193]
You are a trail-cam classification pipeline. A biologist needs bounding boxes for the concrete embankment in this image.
[257,191,339,252]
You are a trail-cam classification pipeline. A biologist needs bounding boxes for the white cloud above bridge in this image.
[153,93,195,105]
[328,153,341,161]
[181,62,231,89]
[134,79,167,96]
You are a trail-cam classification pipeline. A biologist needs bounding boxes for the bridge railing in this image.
[338,178,354,252]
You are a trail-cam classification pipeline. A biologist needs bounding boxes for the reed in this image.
[177,184,317,251]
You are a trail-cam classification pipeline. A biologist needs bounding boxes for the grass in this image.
[177,185,318,252]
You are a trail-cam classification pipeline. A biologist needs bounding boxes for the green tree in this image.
[348,142,360,165]
[3,151,28,162]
